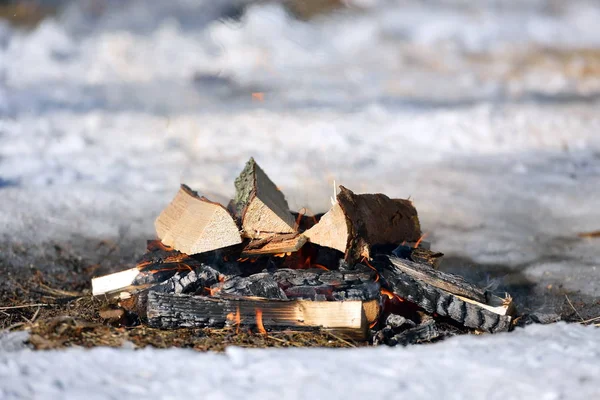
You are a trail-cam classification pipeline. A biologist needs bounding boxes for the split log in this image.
[146,291,378,340]
[93,240,241,296]
[374,255,515,333]
[213,268,381,302]
[231,158,296,238]
[155,184,242,255]
[240,233,307,257]
[304,186,421,262]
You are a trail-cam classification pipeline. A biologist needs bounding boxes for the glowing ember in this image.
[255,309,267,335]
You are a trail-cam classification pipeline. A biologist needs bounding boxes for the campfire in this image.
[92,158,516,346]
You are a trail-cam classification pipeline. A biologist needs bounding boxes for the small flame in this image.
[381,288,403,302]
[414,233,429,249]
[237,257,249,262]
[381,288,394,299]
[226,306,242,334]
[255,309,267,335]
[146,240,174,252]
[313,264,329,271]
[273,252,291,258]
[294,207,306,231]
[361,256,381,283]
[207,286,221,296]
[252,92,265,102]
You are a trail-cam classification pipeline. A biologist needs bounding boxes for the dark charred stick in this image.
[374,255,514,333]
[382,255,488,303]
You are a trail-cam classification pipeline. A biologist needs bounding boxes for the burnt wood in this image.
[381,255,488,303]
[146,291,375,339]
[213,268,380,301]
[374,319,440,346]
[374,255,513,333]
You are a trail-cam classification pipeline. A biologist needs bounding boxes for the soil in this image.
[1,237,598,351]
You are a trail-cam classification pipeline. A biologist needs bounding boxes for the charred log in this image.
[145,291,377,339]
[213,268,380,301]
[374,255,514,333]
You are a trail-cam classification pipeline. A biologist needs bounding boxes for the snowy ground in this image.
[1,0,600,398]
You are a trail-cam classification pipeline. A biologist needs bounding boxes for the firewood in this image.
[92,268,142,296]
[213,268,380,301]
[155,184,242,255]
[374,319,440,346]
[145,291,377,339]
[304,186,421,261]
[382,255,489,304]
[93,240,241,296]
[375,255,515,333]
[240,233,307,257]
[231,158,296,238]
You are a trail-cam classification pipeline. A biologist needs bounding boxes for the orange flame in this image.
[313,264,329,271]
[361,256,381,283]
[381,288,403,302]
[294,208,306,231]
[255,309,267,335]
[207,286,221,296]
[381,288,394,299]
[252,92,265,102]
[226,306,242,334]
[414,233,429,249]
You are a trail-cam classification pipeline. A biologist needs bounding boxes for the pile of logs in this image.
[92,158,516,345]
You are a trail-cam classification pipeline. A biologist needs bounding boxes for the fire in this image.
[207,286,221,296]
[146,240,174,252]
[381,288,403,302]
[361,256,380,283]
[273,252,291,258]
[255,309,267,335]
[414,233,429,248]
[226,306,241,333]
[294,208,306,231]
[252,92,265,102]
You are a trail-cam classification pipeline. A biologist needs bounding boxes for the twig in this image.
[1,322,27,332]
[565,295,584,322]
[266,335,290,345]
[579,315,600,325]
[325,331,356,348]
[577,230,600,238]
[0,303,50,311]
[30,306,42,324]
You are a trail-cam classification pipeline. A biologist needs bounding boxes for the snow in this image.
[1,0,599,397]
[1,323,600,399]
